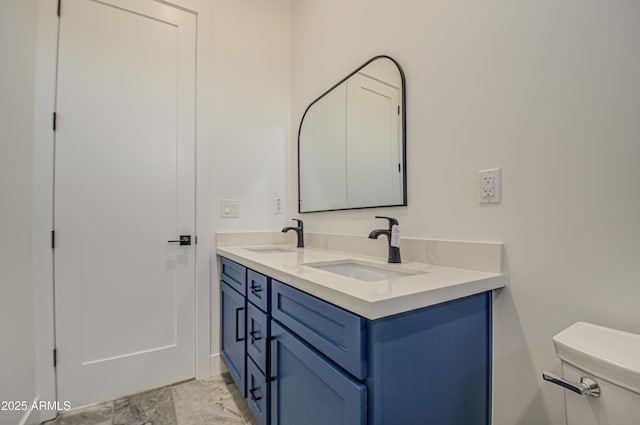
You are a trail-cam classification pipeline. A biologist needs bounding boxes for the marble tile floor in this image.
[42,374,257,425]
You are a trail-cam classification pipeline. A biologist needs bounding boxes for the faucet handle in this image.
[374,216,399,229]
[291,218,303,227]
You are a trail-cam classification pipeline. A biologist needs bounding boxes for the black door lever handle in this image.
[168,235,191,246]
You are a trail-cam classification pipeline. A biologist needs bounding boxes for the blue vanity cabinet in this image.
[269,277,491,425]
[219,256,492,425]
[269,321,367,425]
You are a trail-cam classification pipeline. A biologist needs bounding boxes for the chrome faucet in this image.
[282,219,304,248]
[368,216,401,263]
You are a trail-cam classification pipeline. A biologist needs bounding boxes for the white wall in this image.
[209,0,291,358]
[0,1,38,424]
[211,0,291,233]
[291,1,640,424]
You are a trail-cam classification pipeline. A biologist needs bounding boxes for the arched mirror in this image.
[298,55,406,213]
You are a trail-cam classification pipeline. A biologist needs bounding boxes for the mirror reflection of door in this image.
[346,72,401,208]
[298,56,406,213]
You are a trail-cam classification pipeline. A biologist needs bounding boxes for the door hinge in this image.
[52,112,57,131]
[398,163,401,172]
[51,230,55,249]
[397,105,400,115]
[57,0,61,17]
[53,349,57,367]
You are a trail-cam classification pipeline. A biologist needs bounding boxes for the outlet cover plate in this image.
[478,168,502,204]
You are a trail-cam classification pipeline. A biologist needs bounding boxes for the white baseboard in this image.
[17,397,41,425]
[209,352,227,376]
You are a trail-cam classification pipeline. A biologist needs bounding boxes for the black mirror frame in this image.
[297,55,407,213]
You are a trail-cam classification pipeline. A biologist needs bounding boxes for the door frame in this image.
[32,0,212,421]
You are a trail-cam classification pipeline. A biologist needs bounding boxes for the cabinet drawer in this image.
[221,257,246,295]
[247,356,269,425]
[271,280,366,380]
[247,269,269,312]
[247,302,269,373]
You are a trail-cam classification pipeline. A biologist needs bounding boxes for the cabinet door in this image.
[221,281,246,397]
[270,321,366,425]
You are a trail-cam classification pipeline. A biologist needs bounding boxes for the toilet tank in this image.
[552,322,640,425]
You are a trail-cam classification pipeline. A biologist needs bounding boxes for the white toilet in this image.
[544,322,640,425]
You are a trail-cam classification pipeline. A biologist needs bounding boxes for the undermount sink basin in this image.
[245,247,293,254]
[306,260,424,282]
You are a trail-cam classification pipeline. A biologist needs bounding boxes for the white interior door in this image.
[54,0,196,407]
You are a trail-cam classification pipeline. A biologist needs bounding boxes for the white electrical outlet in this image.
[275,197,283,215]
[220,199,240,218]
[478,168,502,203]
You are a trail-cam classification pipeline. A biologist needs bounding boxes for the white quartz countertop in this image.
[216,245,505,320]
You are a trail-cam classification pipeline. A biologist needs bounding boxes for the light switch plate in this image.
[220,199,240,218]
